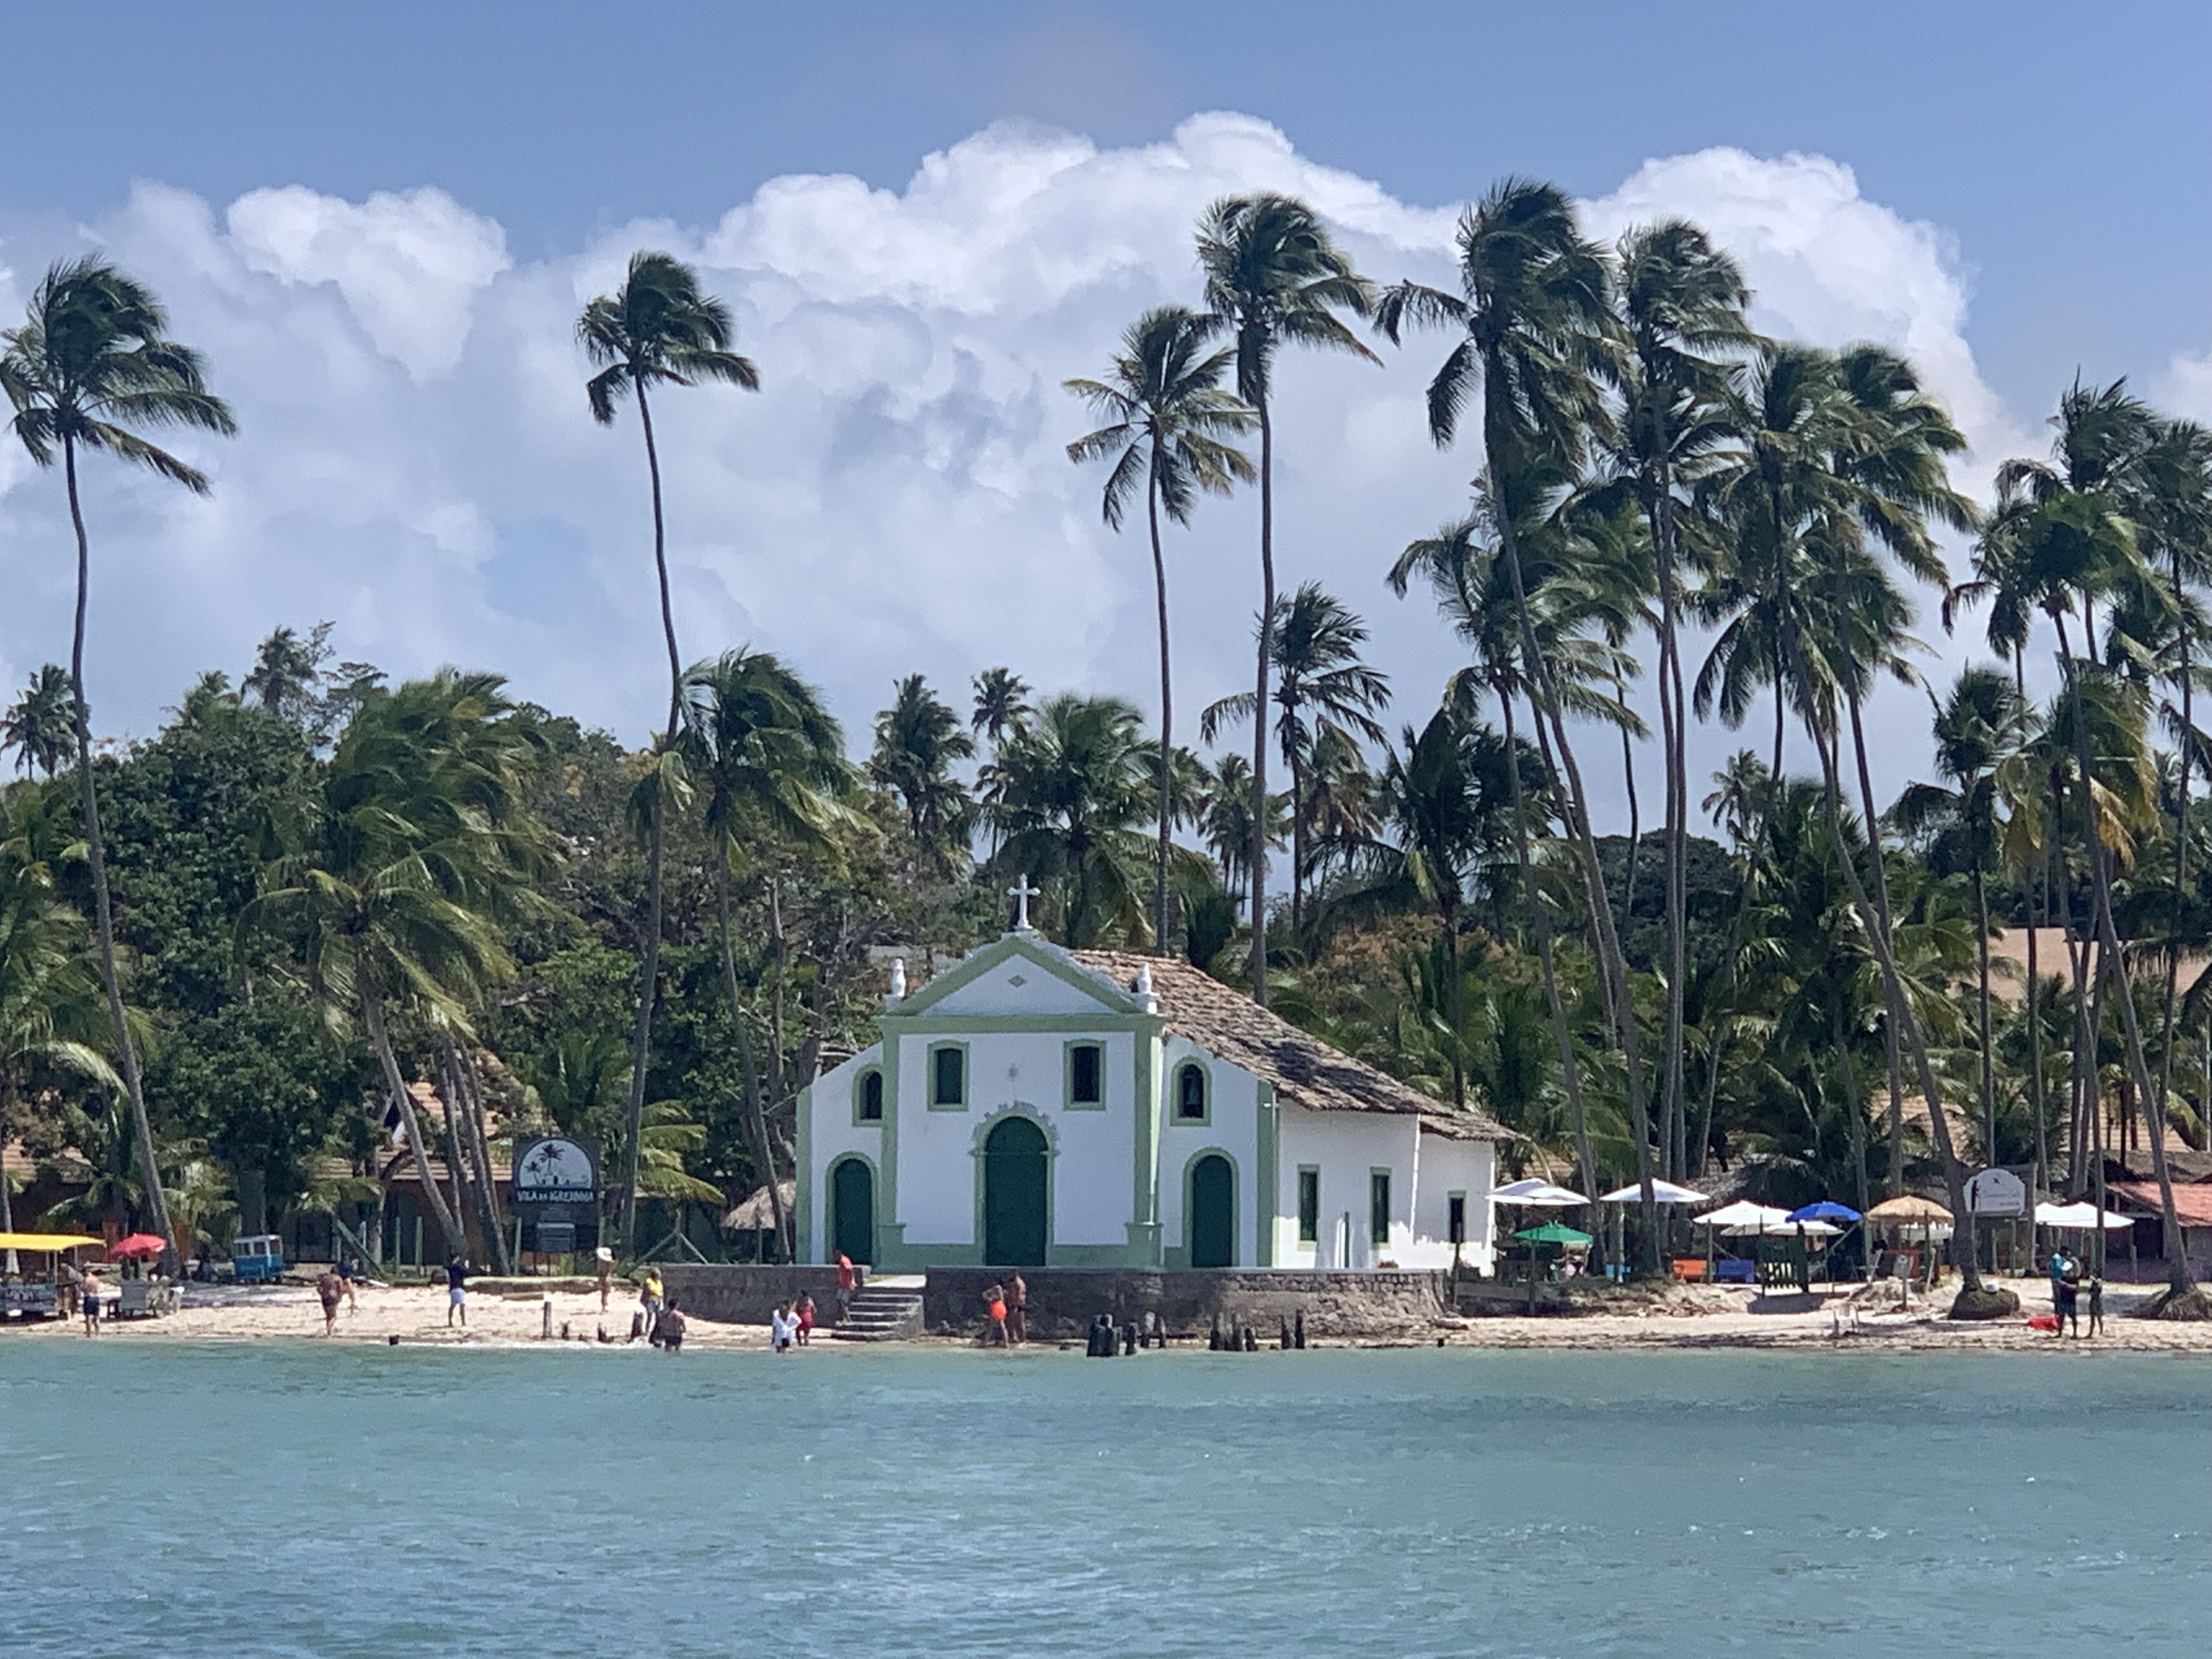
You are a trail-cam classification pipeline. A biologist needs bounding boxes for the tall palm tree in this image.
[1196,194,1377,1002]
[683,646,857,1263]
[1065,306,1256,952]
[1201,582,1391,940]
[2,257,237,1270]
[1375,177,1663,1261]
[579,250,758,1254]
[983,693,1164,946]
[3,667,76,779]
[869,674,977,872]
[1897,666,2029,1167]
[969,668,1034,747]
[1194,752,1284,899]
[1600,222,1755,1190]
[249,673,551,1260]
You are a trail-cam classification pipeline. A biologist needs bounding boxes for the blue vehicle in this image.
[230,1234,285,1284]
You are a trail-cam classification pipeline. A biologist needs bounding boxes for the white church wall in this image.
[1273,1109,1423,1270]
[799,1046,884,1262]
[1156,1042,1262,1266]
[916,953,1129,1018]
[1406,1133,1497,1272]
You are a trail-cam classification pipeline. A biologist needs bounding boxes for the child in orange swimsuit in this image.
[985,1286,1009,1347]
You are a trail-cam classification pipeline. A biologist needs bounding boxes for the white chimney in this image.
[1134,963,1158,1014]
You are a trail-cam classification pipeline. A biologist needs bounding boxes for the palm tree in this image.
[1194,752,1284,899]
[578,250,758,1252]
[1897,667,2029,1169]
[1374,178,1662,1261]
[682,646,857,1262]
[249,673,550,1260]
[3,667,76,778]
[983,693,1163,946]
[1066,306,1256,952]
[969,668,1034,746]
[1195,194,1377,1002]
[1202,582,1391,940]
[2,257,238,1269]
[869,674,977,871]
[1600,221,1755,1191]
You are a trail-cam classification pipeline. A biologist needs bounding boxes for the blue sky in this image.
[2,2,2209,814]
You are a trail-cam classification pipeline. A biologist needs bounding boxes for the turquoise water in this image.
[5,1343,2211,1657]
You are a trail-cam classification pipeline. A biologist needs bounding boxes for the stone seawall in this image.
[924,1268,1453,1341]
[658,1265,843,1327]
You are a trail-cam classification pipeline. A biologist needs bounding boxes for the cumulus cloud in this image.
[0,115,2018,816]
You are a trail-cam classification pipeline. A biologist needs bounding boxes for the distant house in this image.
[798,921,1505,1272]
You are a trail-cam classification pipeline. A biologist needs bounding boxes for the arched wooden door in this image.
[830,1157,874,1265]
[1189,1154,1234,1268]
[983,1116,1048,1265]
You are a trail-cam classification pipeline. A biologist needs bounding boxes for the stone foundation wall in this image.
[924,1267,1453,1341]
[657,1265,843,1327]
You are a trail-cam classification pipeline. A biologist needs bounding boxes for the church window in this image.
[930,1044,967,1108]
[1297,1168,1320,1244]
[1176,1063,1207,1121]
[1448,1192,1466,1245]
[1068,1043,1103,1107]
[857,1069,884,1122]
[1369,1170,1391,1246]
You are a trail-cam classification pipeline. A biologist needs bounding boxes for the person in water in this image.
[658,1297,688,1355]
[984,1284,1009,1347]
[317,1268,346,1336]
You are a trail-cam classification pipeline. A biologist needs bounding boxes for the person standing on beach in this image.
[794,1291,815,1346]
[984,1283,1009,1347]
[642,1267,664,1341]
[658,1297,688,1355]
[446,1255,470,1329]
[1006,1269,1028,1345]
[317,1268,345,1336]
[2086,1273,2106,1337]
[81,1267,102,1335]
[836,1252,856,1325]
[596,1246,615,1312]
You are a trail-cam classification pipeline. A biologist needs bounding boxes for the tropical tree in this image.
[578,250,759,1253]
[682,646,857,1261]
[970,668,1034,747]
[1193,752,1284,899]
[1195,194,1376,1001]
[2,256,238,1268]
[1065,306,1256,952]
[982,693,1163,947]
[869,674,977,871]
[1203,582,1391,941]
[3,667,76,780]
[1374,179,1663,1259]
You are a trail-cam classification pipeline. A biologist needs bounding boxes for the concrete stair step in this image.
[830,1286,924,1342]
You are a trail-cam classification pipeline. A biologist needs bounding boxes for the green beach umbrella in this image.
[1514,1221,1593,1246]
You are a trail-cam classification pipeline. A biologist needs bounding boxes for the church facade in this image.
[796,926,1504,1273]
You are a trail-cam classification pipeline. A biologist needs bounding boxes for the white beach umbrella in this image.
[1491,1178,1589,1206]
[2033,1200,2135,1231]
[1598,1179,1707,1204]
[1730,1216,1838,1237]
[1692,1200,1792,1230]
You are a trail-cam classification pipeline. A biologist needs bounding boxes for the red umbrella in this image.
[108,1234,167,1259]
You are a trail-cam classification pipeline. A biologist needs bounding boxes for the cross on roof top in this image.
[1008,874,1040,933]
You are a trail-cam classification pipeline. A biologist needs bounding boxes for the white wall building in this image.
[797,926,1503,1272]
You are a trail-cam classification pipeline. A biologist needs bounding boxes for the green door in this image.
[1189,1154,1234,1268]
[983,1116,1048,1265]
[831,1158,874,1265]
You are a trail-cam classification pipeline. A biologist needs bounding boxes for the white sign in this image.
[1966,1168,2027,1217]
[513,1136,596,1202]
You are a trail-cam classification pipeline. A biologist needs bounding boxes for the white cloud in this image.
[0,116,2020,820]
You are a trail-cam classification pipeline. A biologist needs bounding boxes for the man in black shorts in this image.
[658,1297,687,1355]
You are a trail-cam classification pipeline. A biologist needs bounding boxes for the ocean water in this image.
[3,1342,2210,1658]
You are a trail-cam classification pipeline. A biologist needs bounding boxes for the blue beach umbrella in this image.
[1786,1201,1861,1224]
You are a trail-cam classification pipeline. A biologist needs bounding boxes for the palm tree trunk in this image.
[2158,544,2192,1115]
[1843,691,1911,1199]
[715,849,788,1259]
[1615,715,1652,1171]
[1290,732,1307,944]
[1500,691,1598,1217]
[61,437,178,1271]
[1651,468,1691,1210]
[1832,1001,1871,1217]
[1147,459,1173,956]
[1249,397,1274,1005]
[1973,862,1996,1166]
[619,377,683,1257]
[459,1045,509,1266]
[359,980,464,1254]
[443,1034,510,1273]
[1,1116,16,1275]
[2021,651,2049,1200]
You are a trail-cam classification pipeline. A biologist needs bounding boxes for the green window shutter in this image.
[1369,1171,1390,1246]
[933,1046,964,1106]
[1297,1169,1319,1244]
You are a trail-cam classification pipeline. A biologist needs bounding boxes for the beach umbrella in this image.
[1599,1179,1706,1204]
[1491,1177,1589,1206]
[1514,1221,1594,1246]
[2033,1200,2133,1231]
[1692,1200,1791,1229]
[108,1234,167,1259]
[1864,1195,1952,1224]
[1786,1201,1860,1224]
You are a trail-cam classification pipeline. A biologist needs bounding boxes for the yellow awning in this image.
[0,1232,103,1252]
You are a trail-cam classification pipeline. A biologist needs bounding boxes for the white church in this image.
[797,894,1504,1274]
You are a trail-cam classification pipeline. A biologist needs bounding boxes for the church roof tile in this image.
[1068,950,1507,1141]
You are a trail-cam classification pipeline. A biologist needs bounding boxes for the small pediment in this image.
[891,933,1143,1021]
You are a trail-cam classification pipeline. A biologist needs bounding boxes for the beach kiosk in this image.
[229,1234,284,1284]
[0,1232,103,1321]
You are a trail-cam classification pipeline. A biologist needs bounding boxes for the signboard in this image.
[512,1136,597,1204]
[1966,1167,2027,1217]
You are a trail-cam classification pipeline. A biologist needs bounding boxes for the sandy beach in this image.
[13,1274,2212,1355]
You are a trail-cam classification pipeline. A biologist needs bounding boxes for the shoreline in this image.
[9,1279,2212,1356]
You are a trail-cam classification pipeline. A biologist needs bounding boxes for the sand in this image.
[11,1274,2212,1355]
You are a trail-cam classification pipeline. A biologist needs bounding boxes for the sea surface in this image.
[3,1341,2209,1657]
